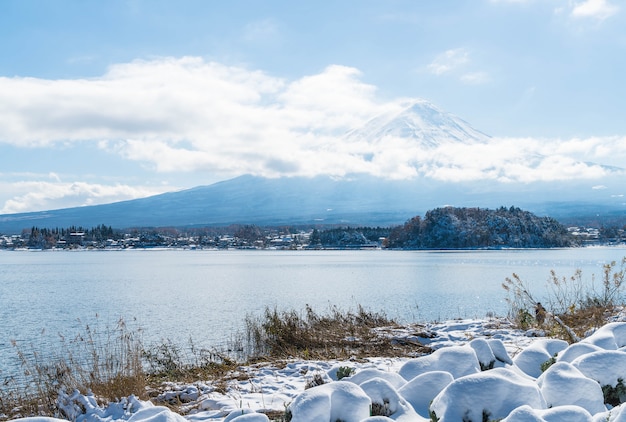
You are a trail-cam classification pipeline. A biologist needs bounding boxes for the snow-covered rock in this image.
[487,338,514,365]
[513,339,569,378]
[592,402,626,421]
[469,338,497,369]
[429,368,546,421]
[503,404,593,422]
[583,322,626,349]
[345,368,407,389]
[537,361,606,414]
[359,378,423,421]
[572,350,626,388]
[397,371,454,419]
[223,409,269,421]
[286,381,371,422]
[126,406,188,422]
[557,342,604,363]
[399,345,480,380]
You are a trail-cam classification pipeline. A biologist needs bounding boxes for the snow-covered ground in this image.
[13,316,626,422]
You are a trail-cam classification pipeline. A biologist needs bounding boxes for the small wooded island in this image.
[384,206,575,249]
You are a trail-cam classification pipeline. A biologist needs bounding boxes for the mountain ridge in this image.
[0,173,624,233]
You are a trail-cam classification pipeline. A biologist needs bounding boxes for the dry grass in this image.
[1,305,430,421]
[244,304,431,360]
[557,305,619,337]
[0,317,146,421]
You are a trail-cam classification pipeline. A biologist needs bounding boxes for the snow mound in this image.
[223,410,269,421]
[557,342,604,363]
[430,368,546,421]
[537,361,606,414]
[397,371,453,418]
[469,338,497,369]
[592,403,626,421]
[127,407,188,422]
[345,368,407,389]
[583,322,626,349]
[286,381,371,422]
[513,339,569,378]
[487,338,514,365]
[359,378,422,421]
[572,350,626,387]
[503,404,593,422]
[399,345,480,380]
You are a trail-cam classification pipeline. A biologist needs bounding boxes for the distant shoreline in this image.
[2,243,625,252]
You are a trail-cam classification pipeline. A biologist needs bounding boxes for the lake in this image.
[1,247,625,380]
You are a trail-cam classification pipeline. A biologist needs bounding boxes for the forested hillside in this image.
[385,206,577,249]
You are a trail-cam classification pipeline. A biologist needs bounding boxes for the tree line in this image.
[25,224,118,249]
[7,206,623,250]
[309,227,390,248]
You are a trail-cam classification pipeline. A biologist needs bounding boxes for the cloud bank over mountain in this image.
[0,57,625,214]
[0,0,624,214]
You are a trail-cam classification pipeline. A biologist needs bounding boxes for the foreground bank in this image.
[8,314,626,422]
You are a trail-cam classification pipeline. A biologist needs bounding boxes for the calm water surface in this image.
[1,247,625,378]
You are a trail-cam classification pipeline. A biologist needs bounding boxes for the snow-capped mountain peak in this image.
[344,98,491,147]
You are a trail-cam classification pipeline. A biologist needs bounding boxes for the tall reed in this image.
[1,317,146,420]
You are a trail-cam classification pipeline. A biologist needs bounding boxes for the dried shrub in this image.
[503,257,626,341]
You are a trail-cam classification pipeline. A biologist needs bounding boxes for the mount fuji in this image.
[344,99,491,147]
[0,100,623,233]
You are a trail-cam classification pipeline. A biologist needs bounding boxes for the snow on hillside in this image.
[12,315,626,422]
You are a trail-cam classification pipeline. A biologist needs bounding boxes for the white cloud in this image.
[1,57,625,213]
[495,0,619,22]
[0,58,400,189]
[0,58,382,154]
[0,57,285,146]
[571,0,619,20]
[408,136,622,183]
[0,179,169,214]
[540,135,626,167]
[427,49,470,75]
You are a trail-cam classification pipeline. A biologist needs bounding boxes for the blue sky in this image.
[0,0,625,214]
